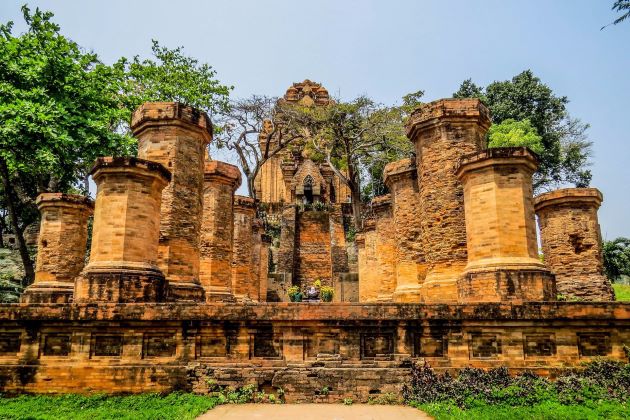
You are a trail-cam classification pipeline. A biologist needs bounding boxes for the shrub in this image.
[288,286,302,302]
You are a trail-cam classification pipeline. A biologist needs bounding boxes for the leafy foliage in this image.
[487,119,544,155]
[603,237,630,282]
[603,1,630,28]
[453,71,592,191]
[613,284,630,301]
[403,359,630,410]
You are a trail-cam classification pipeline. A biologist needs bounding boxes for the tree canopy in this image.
[453,70,592,191]
[603,237,630,282]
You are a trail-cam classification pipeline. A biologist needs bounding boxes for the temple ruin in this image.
[0,82,627,402]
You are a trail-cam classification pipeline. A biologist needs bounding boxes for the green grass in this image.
[0,393,220,420]
[613,283,630,301]
[414,400,630,419]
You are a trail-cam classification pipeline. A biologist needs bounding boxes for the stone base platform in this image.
[0,302,628,402]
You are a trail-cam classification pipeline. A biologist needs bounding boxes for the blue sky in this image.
[1,0,629,238]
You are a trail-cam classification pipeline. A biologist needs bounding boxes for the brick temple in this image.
[0,84,626,402]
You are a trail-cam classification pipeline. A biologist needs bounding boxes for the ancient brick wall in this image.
[329,205,349,277]
[372,195,396,301]
[0,302,628,401]
[276,205,297,282]
[132,102,211,302]
[232,196,258,301]
[535,188,614,301]
[406,99,491,303]
[357,223,378,302]
[22,194,93,303]
[295,211,333,287]
[200,161,241,302]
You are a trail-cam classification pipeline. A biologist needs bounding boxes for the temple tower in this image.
[406,99,491,303]
[200,161,241,302]
[383,158,423,302]
[75,157,170,303]
[21,194,93,303]
[131,102,211,301]
[456,148,555,302]
[535,188,614,301]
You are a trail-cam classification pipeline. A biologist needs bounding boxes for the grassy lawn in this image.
[0,393,219,420]
[613,283,630,301]
[415,400,630,419]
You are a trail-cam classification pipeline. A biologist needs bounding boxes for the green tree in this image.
[603,237,630,282]
[487,119,544,155]
[603,1,630,28]
[453,70,592,191]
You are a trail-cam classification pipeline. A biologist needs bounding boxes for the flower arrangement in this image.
[320,286,334,302]
[288,285,302,302]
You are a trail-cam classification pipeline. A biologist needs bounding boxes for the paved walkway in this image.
[198,403,431,420]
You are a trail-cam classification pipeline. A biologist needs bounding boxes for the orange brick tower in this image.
[383,158,423,303]
[232,195,258,301]
[456,148,556,302]
[21,193,93,303]
[75,157,170,303]
[535,188,614,301]
[406,99,491,303]
[200,161,241,302]
[131,102,212,302]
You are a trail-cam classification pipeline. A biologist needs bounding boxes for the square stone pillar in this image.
[383,159,423,303]
[232,195,258,302]
[456,147,555,302]
[21,194,93,303]
[535,188,614,301]
[75,157,170,303]
[131,102,212,302]
[372,195,397,302]
[406,99,491,303]
[259,234,271,302]
[358,219,379,302]
[200,161,241,302]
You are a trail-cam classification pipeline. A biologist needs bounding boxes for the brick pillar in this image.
[276,204,297,285]
[358,219,378,302]
[259,234,271,302]
[200,161,241,302]
[75,157,170,303]
[456,148,556,302]
[535,188,614,301]
[232,195,257,301]
[131,102,211,302]
[383,158,423,303]
[21,194,93,303]
[372,195,397,302]
[406,99,491,303]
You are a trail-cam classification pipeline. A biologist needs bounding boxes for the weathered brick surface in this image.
[456,148,556,302]
[357,222,378,302]
[22,194,93,303]
[74,157,170,303]
[406,99,491,303]
[132,102,211,301]
[295,211,334,287]
[232,196,259,301]
[383,159,423,302]
[535,188,614,301]
[200,161,241,302]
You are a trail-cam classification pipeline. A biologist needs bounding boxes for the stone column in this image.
[200,161,241,302]
[75,157,170,303]
[358,219,378,302]
[535,188,614,301]
[232,195,257,301]
[21,194,93,303]
[456,148,555,302]
[131,102,212,302]
[383,158,423,303]
[259,234,271,302]
[406,98,491,303]
[372,195,397,302]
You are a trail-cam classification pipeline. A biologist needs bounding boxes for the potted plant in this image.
[320,286,334,302]
[288,285,302,302]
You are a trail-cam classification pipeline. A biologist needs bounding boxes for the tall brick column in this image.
[131,102,211,301]
[406,99,491,303]
[232,195,257,301]
[251,220,268,302]
[21,194,93,303]
[200,161,241,302]
[372,195,397,301]
[456,148,555,302]
[535,188,614,301]
[358,219,378,302]
[75,157,170,303]
[383,159,423,303]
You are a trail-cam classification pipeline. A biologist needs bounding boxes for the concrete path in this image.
[198,403,431,420]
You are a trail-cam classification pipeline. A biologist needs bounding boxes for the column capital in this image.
[131,102,213,144]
